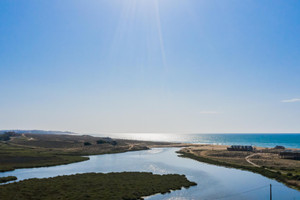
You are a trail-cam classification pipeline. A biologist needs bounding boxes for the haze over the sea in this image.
[1,0,300,134]
[94,133,300,148]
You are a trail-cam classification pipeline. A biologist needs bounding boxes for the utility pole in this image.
[270,184,272,200]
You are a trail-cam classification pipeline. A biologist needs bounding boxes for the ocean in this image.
[96,133,300,148]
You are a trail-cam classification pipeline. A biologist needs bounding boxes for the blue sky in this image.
[0,0,299,134]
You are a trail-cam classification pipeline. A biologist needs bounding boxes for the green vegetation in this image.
[0,176,17,183]
[97,139,117,145]
[83,142,92,146]
[0,172,197,200]
[0,143,89,172]
[0,133,171,172]
[177,150,300,191]
[0,132,18,141]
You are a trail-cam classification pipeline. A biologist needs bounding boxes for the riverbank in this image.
[0,132,182,172]
[1,132,299,191]
[1,147,299,199]
[177,144,300,191]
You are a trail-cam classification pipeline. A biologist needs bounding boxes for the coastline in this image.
[176,144,300,191]
[0,133,179,172]
[1,132,299,192]
[2,146,299,199]
[95,133,300,149]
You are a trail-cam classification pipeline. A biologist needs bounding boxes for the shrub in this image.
[84,142,92,146]
[0,132,17,141]
[96,140,106,144]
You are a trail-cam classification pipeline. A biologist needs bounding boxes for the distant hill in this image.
[0,130,75,135]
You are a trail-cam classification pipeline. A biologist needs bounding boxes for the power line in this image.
[206,185,270,200]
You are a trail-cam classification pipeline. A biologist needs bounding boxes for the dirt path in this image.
[245,153,261,167]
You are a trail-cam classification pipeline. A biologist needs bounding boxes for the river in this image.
[1,148,299,200]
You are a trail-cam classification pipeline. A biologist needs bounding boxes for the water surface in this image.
[96,133,300,148]
[1,148,299,200]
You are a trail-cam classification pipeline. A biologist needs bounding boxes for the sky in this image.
[0,0,300,134]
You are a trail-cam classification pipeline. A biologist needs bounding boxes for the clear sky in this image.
[0,0,300,134]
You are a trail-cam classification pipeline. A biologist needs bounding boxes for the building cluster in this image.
[227,145,254,152]
[279,150,300,160]
[226,144,300,160]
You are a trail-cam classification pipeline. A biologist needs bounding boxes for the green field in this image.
[0,172,197,200]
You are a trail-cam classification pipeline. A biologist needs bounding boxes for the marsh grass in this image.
[0,172,196,200]
[0,176,17,183]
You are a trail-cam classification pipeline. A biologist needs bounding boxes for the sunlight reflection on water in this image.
[94,133,300,148]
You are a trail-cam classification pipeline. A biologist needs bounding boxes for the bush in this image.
[96,140,106,144]
[96,139,117,146]
[293,175,300,180]
[84,142,92,146]
[0,132,17,141]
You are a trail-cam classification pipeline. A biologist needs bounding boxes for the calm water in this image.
[95,133,300,148]
[1,148,299,200]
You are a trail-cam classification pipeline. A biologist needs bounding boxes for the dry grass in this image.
[179,145,300,190]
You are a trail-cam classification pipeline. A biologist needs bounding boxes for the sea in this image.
[94,133,300,149]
